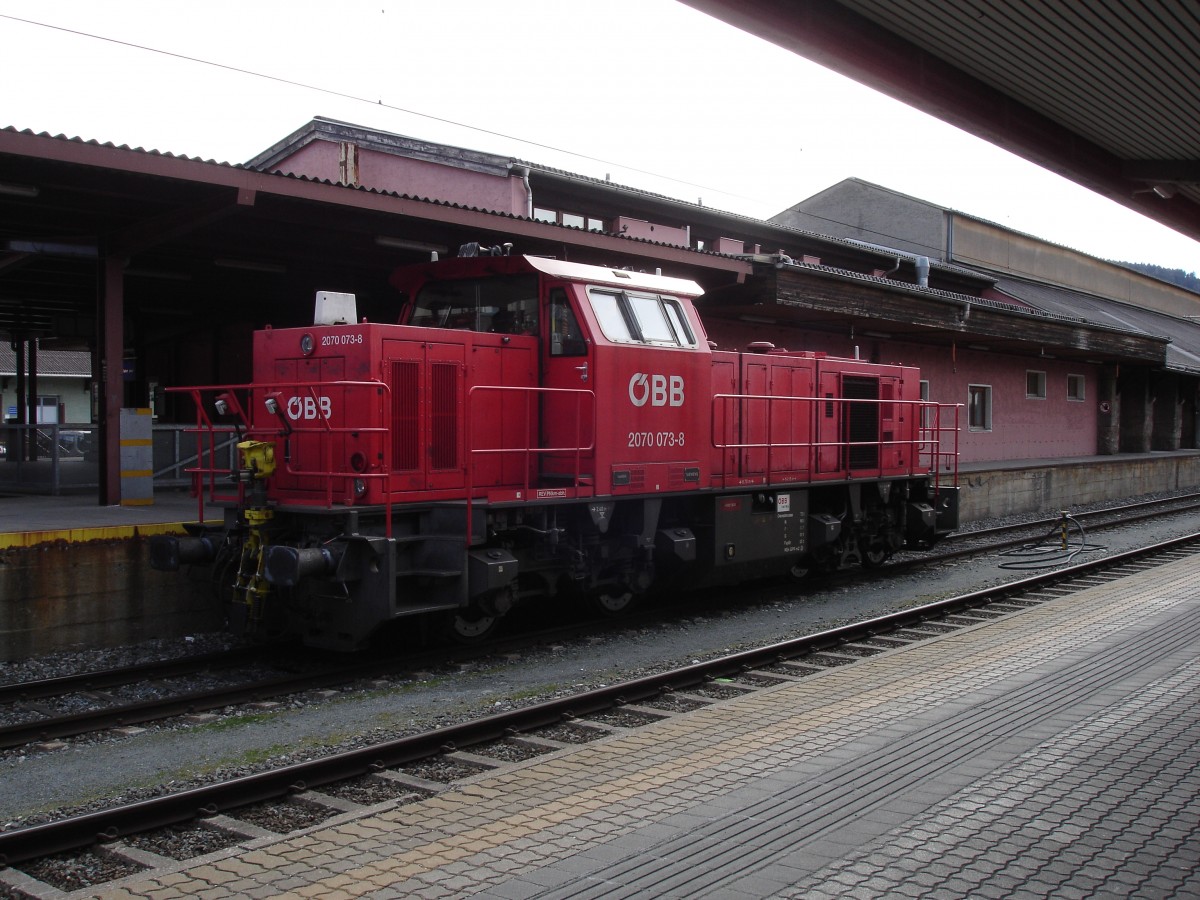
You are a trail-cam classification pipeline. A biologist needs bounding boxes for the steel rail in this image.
[942,491,1200,544]
[0,648,268,707]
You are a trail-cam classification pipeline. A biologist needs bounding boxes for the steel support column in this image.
[25,338,37,461]
[12,336,26,461]
[101,255,126,504]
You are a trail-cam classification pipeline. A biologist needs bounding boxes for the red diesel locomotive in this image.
[152,245,960,649]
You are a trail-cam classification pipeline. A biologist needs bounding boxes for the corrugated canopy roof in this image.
[0,345,90,377]
[991,274,1200,374]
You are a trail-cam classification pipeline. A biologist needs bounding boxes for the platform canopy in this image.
[681,0,1200,245]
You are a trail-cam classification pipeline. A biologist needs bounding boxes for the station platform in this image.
[91,546,1200,897]
[0,491,220,549]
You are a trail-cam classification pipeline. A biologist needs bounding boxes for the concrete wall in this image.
[952,217,1200,319]
[957,452,1200,521]
[0,538,218,662]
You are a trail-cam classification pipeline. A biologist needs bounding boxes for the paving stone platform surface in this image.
[54,554,1200,897]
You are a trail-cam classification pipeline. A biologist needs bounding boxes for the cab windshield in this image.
[409,275,539,335]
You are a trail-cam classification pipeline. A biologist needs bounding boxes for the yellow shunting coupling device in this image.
[233,440,277,625]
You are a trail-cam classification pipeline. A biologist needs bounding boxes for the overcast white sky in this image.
[2,0,1198,273]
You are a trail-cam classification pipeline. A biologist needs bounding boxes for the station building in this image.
[250,118,1200,466]
[1,117,1198,503]
[3,116,1199,657]
[0,345,92,426]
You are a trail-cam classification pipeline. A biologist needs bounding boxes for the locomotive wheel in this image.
[444,607,499,643]
[592,588,637,615]
[862,543,891,568]
[788,563,811,581]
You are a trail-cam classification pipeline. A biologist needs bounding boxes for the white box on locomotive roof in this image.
[314,291,357,325]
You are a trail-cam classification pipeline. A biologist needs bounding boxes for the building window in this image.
[531,207,606,231]
[1067,374,1085,401]
[919,379,932,428]
[968,384,992,432]
[1026,370,1047,399]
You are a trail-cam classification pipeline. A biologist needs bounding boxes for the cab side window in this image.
[586,288,697,348]
[549,288,587,356]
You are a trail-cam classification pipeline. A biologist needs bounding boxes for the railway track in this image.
[900,490,1200,568]
[1,529,1196,890]
[944,490,1200,545]
[2,491,1198,756]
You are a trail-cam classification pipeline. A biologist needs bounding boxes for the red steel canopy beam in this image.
[0,129,753,279]
[100,255,124,505]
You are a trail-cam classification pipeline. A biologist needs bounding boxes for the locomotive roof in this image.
[391,253,705,299]
[522,256,703,297]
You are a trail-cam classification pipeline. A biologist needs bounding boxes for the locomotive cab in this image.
[392,253,712,498]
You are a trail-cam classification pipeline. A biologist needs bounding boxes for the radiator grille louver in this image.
[391,360,419,471]
[430,362,458,470]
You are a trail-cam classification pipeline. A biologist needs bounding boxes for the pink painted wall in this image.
[703,316,1098,464]
[272,142,528,214]
[917,349,1096,462]
[615,217,689,245]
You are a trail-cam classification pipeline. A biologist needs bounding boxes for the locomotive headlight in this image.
[264,393,291,435]
[353,478,367,496]
[300,333,315,356]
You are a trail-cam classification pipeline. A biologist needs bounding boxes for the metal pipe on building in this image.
[512,165,533,218]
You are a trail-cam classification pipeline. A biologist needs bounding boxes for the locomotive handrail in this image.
[270,380,394,529]
[466,384,597,480]
[465,383,597,545]
[924,402,962,497]
[711,393,959,489]
[166,380,395,537]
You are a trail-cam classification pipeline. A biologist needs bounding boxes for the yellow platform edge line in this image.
[0,521,194,550]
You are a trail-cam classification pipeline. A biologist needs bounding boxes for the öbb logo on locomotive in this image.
[628,373,685,407]
[151,245,960,652]
[285,395,332,421]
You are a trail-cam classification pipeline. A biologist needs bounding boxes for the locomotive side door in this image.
[816,369,842,474]
[540,284,595,485]
[381,337,466,493]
